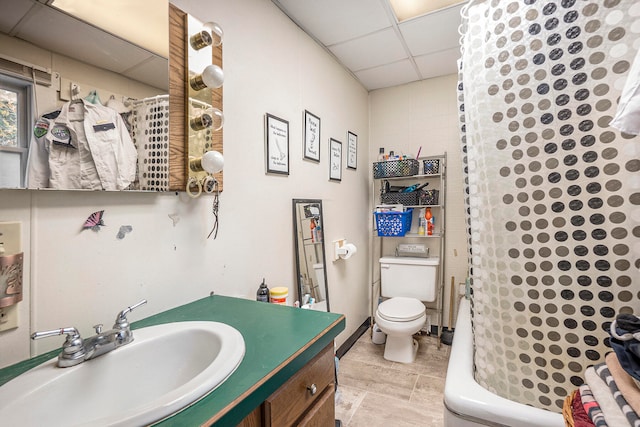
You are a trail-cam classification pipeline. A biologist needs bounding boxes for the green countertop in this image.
[0,295,345,426]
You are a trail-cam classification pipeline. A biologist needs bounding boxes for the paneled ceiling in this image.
[272,0,467,91]
[0,0,167,90]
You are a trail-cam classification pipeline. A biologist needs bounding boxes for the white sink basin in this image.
[0,321,245,426]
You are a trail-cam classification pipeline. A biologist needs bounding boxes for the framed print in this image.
[347,131,357,170]
[265,113,289,175]
[329,138,342,182]
[304,110,321,162]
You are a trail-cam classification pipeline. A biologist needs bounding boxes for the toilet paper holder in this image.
[332,239,357,261]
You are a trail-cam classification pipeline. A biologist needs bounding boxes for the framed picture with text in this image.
[329,138,342,182]
[265,113,289,175]
[304,110,321,162]
[347,131,357,170]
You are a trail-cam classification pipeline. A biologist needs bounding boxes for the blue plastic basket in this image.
[374,209,413,237]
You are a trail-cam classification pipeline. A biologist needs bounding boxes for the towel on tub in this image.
[608,317,640,382]
[585,366,632,427]
[580,384,608,427]
[607,352,640,416]
[571,389,596,427]
[594,362,640,427]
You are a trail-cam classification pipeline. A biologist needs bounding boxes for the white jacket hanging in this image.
[28,100,137,190]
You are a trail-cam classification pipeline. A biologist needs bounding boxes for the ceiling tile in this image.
[329,28,407,72]
[414,47,460,80]
[399,4,464,56]
[390,0,465,22]
[273,0,391,46]
[15,5,160,75]
[355,59,420,91]
[123,56,169,90]
[0,0,33,34]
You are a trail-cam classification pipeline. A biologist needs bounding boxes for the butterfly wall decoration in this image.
[83,210,105,232]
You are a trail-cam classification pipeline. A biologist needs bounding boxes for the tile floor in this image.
[335,331,451,427]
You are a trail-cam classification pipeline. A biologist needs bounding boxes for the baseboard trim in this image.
[336,317,371,359]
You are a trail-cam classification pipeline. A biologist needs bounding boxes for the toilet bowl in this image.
[375,296,426,363]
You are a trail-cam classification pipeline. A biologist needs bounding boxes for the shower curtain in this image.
[459,0,640,412]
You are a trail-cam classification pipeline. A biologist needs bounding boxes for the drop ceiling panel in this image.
[13,5,159,75]
[0,0,33,34]
[414,47,460,80]
[273,0,392,46]
[329,28,407,72]
[273,0,466,90]
[399,4,464,57]
[123,56,169,91]
[355,59,420,91]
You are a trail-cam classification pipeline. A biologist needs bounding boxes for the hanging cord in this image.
[31,69,39,115]
[206,178,220,239]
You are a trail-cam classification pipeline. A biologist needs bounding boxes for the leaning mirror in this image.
[292,199,330,312]
[0,0,168,190]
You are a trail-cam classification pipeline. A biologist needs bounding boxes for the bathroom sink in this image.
[0,321,245,426]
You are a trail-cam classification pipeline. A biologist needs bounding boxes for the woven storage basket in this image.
[422,159,440,175]
[381,192,418,206]
[373,159,419,178]
[419,189,439,205]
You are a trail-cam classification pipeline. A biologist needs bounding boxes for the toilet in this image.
[375,256,440,363]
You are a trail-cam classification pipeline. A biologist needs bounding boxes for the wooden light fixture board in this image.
[168,4,223,192]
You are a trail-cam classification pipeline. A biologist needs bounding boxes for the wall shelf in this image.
[371,153,447,348]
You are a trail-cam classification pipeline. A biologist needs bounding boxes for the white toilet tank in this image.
[379,256,440,302]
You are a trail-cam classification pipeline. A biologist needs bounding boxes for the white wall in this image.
[0,0,371,368]
[368,74,468,328]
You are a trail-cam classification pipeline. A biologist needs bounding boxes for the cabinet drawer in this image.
[265,344,334,427]
[297,385,335,427]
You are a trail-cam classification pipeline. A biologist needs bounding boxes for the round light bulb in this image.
[201,64,224,88]
[201,150,224,174]
[190,65,224,91]
[189,107,224,132]
[207,108,224,131]
[203,22,224,46]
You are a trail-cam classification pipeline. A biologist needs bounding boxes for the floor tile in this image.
[347,391,441,427]
[335,384,366,425]
[411,374,446,405]
[337,330,451,427]
[339,358,418,401]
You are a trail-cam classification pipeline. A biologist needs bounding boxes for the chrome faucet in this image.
[31,300,147,368]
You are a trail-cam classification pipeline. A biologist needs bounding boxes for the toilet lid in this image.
[378,297,425,322]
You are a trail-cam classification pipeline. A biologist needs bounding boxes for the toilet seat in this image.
[377,297,425,322]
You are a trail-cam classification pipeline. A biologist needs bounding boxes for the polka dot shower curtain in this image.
[459,0,640,412]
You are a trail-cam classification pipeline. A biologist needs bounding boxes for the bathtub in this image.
[443,298,564,427]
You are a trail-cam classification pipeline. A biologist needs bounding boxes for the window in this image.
[0,74,32,188]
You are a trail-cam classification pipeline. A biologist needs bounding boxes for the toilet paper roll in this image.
[338,243,357,259]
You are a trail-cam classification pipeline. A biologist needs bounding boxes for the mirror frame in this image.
[292,199,330,312]
[168,4,188,190]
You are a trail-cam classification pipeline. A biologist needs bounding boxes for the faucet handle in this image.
[31,327,86,366]
[31,327,81,341]
[114,299,147,329]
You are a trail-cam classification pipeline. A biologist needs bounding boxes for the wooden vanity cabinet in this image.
[238,343,335,427]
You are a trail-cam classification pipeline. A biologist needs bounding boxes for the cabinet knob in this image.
[307,383,317,396]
